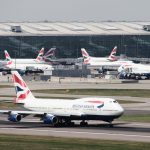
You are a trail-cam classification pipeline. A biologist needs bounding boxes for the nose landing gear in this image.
[108,120,114,128]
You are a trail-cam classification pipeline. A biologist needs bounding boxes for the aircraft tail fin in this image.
[108,46,118,61]
[36,47,44,62]
[43,48,56,59]
[4,50,14,66]
[11,71,35,104]
[81,48,90,64]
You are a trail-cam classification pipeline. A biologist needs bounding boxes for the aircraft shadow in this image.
[0,120,150,133]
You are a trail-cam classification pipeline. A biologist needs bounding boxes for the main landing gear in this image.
[61,119,75,127]
[80,120,88,126]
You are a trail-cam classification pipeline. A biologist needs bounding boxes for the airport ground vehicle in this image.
[118,63,150,79]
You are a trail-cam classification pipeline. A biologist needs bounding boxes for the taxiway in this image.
[0,80,150,142]
[0,117,149,142]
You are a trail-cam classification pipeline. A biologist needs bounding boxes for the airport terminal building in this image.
[0,22,150,59]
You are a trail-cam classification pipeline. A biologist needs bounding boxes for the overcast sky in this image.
[0,0,149,22]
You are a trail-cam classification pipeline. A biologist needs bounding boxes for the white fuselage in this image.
[11,59,46,64]
[89,57,110,63]
[6,63,53,71]
[88,59,133,67]
[0,60,7,67]
[24,97,124,119]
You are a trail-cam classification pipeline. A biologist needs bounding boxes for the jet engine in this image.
[43,114,58,125]
[8,112,22,122]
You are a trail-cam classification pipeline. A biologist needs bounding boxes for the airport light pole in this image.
[124,45,127,56]
[14,50,17,69]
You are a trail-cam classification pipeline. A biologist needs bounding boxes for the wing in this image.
[0,110,44,116]
[0,110,84,117]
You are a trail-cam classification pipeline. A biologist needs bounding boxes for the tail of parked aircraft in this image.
[81,48,90,64]
[11,71,35,104]
[43,48,56,59]
[36,47,44,62]
[108,46,117,61]
[4,50,14,66]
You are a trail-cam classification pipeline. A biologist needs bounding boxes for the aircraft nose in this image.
[118,106,124,116]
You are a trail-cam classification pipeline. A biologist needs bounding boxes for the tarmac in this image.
[0,77,150,142]
[0,117,149,142]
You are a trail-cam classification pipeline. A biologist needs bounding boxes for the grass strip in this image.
[0,134,149,150]
[1,88,150,97]
[120,114,150,123]
[33,89,150,97]
[0,102,16,108]
[0,85,12,88]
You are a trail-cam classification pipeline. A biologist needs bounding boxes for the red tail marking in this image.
[36,57,41,61]
[5,52,10,58]
[111,48,117,54]
[39,49,44,54]
[13,74,27,87]
[82,50,89,57]
[7,61,13,65]
[18,90,30,99]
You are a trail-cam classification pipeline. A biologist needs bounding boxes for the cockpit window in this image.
[113,100,118,103]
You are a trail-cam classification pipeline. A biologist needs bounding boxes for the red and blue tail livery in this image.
[43,48,56,59]
[12,71,34,103]
[36,47,44,62]
[4,50,13,67]
[108,46,117,61]
[81,48,90,64]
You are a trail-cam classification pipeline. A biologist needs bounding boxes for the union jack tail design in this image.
[36,47,44,62]
[4,50,13,66]
[43,48,56,59]
[11,71,35,104]
[108,46,118,61]
[81,48,90,64]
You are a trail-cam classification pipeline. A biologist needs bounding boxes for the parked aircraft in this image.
[118,63,150,79]
[81,46,118,65]
[81,47,132,68]
[43,48,74,65]
[42,48,60,65]
[0,71,124,127]
[3,50,53,72]
[43,48,56,60]
[4,48,45,64]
